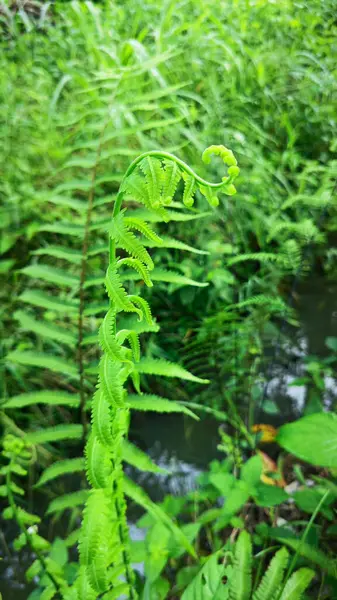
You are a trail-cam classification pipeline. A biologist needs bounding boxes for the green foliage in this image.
[1,0,336,597]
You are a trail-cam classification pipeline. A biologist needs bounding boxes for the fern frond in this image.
[26,425,83,445]
[253,547,289,600]
[123,216,163,245]
[225,295,287,313]
[86,434,112,489]
[117,257,153,287]
[127,295,154,326]
[126,267,209,288]
[40,222,85,237]
[78,490,110,564]
[135,357,209,384]
[199,184,219,208]
[21,265,79,288]
[87,554,109,593]
[122,440,167,474]
[145,235,209,255]
[268,219,322,243]
[99,308,131,364]
[182,173,196,208]
[91,389,114,446]
[46,490,90,515]
[19,290,79,314]
[6,351,78,378]
[127,394,199,420]
[35,458,85,488]
[227,253,284,267]
[278,568,315,600]
[139,156,164,208]
[117,329,140,362]
[14,310,76,347]
[109,212,153,269]
[1,391,79,409]
[99,355,124,408]
[105,263,142,317]
[229,530,252,600]
[162,159,181,204]
[32,245,82,264]
[75,567,96,600]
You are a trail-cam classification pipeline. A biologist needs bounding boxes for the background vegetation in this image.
[0,0,337,598]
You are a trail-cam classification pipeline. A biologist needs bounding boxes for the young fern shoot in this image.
[75,145,240,599]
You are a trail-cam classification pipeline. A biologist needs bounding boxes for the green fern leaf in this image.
[253,547,289,600]
[278,568,315,600]
[229,530,252,600]
[75,567,96,600]
[14,311,76,346]
[26,424,83,445]
[127,295,154,326]
[21,265,79,288]
[145,235,208,255]
[162,159,181,204]
[125,267,208,288]
[199,185,219,208]
[127,394,199,420]
[117,257,153,287]
[91,389,114,446]
[105,263,142,317]
[139,156,164,208]
[87,555,109,594]
[46,490,90,515]
[6,351,78,378]
[78,490,110,564]
[35,458,85,488]
[131,207,212,223]
[124,216,163,245]
[1,391,79,409]
[99,308,131,364]
[182,173,196,207]
[227,253,283,267]
[19,290,79,314]
[117,329,140,362]
[40,222,85,237]
[86,434,112,489]
[99,355,124,408]
[109,212,153,269]
[32,245,82,264]
[136,358,209,384]
[122,440,168,474]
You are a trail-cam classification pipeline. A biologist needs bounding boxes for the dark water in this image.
[1,278,337,598]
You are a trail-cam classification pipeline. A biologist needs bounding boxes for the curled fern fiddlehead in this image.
[75,145,239,599]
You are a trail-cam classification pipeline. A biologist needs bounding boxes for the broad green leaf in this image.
[276,413,337,467]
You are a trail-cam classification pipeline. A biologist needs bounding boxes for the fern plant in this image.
[182,531,315,600]
[70,145,240,599]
